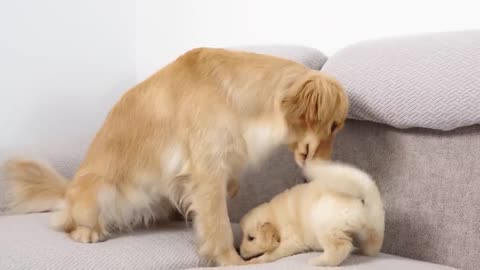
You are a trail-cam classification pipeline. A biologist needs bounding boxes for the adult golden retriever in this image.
[4,48,348,266]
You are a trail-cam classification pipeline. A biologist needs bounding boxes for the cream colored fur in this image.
[239,161,385,266]
[3,48,348,266]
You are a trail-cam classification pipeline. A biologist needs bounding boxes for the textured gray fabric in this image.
[0,213,205,270]
[229,45,328,70]
[322,30,480,131]
[332,120,480,270]
[191,253,457,270]
[0,213,455,270]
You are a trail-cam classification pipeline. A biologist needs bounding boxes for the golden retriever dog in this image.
[3,48,348,266]
[240,161,384,266]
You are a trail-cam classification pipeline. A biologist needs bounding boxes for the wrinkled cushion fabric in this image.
[323,30,480,130]
[229,45,328,70]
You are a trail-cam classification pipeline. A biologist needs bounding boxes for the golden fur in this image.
[3,48,348,266]
[239,161,385,266]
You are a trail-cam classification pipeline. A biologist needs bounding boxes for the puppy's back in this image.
[304,161,385,256]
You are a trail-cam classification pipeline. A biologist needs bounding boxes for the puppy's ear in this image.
[261,222,280,244]
[282,73,348,126]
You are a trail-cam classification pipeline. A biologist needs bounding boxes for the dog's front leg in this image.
[191,168,244,266]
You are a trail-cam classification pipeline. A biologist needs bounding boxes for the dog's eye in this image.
[247,235,255,242]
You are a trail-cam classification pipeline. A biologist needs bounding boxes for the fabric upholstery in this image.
[0,213,457,270]
[0,41,473,269]
[192,253,457,270]
[229,45,328,70]
[0,213,205,270]
[322,30,480,131]
[332,120,480,270]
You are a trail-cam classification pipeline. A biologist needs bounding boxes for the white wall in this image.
[1,0,479,173]
[135,0,480,81]
[0,0,135,174]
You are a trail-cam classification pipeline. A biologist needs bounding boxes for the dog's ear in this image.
[281,73,348,127]
[260,222,280,244]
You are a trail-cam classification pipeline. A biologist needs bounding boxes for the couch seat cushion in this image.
[323,30,480,131]
[191,253,457,270]
[0,213,457,270]
[0,213,204,270]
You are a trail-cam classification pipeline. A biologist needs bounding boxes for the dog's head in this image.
[239,205,280,260]
[282,72,349,166]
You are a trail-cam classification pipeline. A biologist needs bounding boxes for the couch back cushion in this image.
[323,30,480,131]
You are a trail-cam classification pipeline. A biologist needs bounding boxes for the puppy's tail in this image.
[304,160,385,256]
[3,159,69,214]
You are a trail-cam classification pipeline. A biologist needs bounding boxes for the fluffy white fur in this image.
[240,161,385,266]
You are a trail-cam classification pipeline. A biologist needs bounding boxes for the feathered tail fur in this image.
[303,160,385,256]
[3,159,68,214]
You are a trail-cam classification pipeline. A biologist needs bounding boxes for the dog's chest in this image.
[243,119,287,164]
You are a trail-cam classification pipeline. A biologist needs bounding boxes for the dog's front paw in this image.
[69,226,105,243]
[213,249,245,266]
[308,255,340,267]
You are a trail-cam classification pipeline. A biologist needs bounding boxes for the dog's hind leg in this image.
[308,229,353,267]
[65,175,107,243]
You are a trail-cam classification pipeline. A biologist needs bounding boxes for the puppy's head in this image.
[239,205,280,260]
[282,72,349,166]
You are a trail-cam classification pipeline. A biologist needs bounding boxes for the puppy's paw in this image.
[70,226,104,243]
[245,256,265,265]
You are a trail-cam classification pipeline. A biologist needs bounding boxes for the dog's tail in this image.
[304,160,385,256]
[3,159,69,214]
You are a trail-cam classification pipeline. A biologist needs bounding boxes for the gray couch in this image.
[1,31,479,270]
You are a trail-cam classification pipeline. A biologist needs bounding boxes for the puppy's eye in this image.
[331,122,338,133]
[247,235,255,242]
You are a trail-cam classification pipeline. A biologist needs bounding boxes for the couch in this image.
[1,31,479,270]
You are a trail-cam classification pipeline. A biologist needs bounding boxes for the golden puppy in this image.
[240,161,384,266]
[4,48,348,266]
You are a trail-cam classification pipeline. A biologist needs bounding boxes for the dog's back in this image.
[304,161,385,256]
